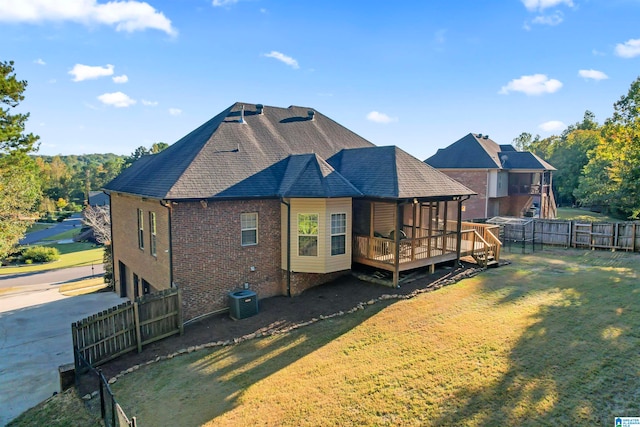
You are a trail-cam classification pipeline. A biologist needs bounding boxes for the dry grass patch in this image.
[112,248,640,426]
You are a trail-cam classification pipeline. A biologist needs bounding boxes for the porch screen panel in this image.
[373,203,395,236]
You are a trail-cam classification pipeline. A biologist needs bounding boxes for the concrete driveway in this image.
[0,287,126,426]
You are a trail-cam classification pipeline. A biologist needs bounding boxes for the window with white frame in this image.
[149,212,157,257]
[298,213,318,256]
[330,213,346,255]
[241,212,258,246]
[137,209,144,250]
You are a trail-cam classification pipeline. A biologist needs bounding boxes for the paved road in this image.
[0,284,125,426]
[19,214,83,245]
[0,264,105,291]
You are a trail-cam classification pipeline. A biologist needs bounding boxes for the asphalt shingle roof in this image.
[105,102,475,201]
[425,133,556,171]
[328,146,475,199]
[105,103,374,199]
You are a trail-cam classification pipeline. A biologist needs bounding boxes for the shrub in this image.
[21,246,60,263]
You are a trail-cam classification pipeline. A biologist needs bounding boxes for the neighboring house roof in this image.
[105,102,474,201]
[424,133,556,171]
[328,146,474,199]
[88,191,110,206]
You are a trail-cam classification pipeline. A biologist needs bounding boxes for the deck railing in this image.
[354,221,501,267]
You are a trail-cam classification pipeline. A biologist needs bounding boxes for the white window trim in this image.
[137,209,144,250]
[298,213,319,257]
[241,212,258,246]
[330,212,347,256]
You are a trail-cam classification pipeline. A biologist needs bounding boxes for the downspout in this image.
[485,169,490,218]
[280,198,292,297]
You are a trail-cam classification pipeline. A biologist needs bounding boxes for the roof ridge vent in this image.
[483,135,489,139]
[477,133,482,138]
[308,110,315,121]
[256,104,264,115]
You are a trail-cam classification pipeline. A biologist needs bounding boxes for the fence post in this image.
[177,288,184,336]
[99,369,106,420]
[133,301,143,353]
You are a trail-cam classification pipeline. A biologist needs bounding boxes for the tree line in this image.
[514,77,640,220]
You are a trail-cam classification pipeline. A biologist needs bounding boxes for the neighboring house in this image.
[104,103,482,322]
[88,191,110,207]
[425,133,557,220]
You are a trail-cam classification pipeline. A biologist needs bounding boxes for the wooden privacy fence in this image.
[533,219,640,251]
[72,288,183,369]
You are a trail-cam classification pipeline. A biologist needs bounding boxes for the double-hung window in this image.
[298,213,318,256]
[137,209,144,250]
[330,213,346,255]
[149,212,157,257]
[241,213,258,246]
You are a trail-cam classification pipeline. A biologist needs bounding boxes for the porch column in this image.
[455,199,463,265]
[393,201,401,288]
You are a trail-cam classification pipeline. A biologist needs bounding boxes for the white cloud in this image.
[141,99,158,106]
[69,63,114,81]
[263,51,299,69]
[499,74,563,95]
[521,0,573,12]
[366,111,398,124]
[539,120,566,132]
[578,69,608,81]
[168,108,182,116]
[34,58,46,65]
[212,0,240,6]
[0,0,177,36]
[615,39,640,58]
[97,91,136,107]
[531,11,563,26]
[112,74,128,83]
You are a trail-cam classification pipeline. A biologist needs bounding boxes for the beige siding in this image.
[282,198,352,274]
[323,198,352,272]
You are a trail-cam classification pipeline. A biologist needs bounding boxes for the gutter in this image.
[280,198,292,297]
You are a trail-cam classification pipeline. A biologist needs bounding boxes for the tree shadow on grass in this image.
[433,250,640,426]
[113,302,392,426]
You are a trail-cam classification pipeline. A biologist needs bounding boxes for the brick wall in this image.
[440,170,488,220]
[171,199,285,321]
[111,194,171,299]
[287,270,351,296]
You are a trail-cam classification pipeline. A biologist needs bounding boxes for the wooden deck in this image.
[353,222,501,274]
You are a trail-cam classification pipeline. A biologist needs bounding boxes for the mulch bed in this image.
[98,262,481,380]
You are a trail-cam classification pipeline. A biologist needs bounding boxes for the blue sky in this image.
[1,0,639,160]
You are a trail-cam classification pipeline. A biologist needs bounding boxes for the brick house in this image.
[425,133,557,221]
[104,103,482,322]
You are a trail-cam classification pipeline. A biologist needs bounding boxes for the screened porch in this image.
[352,199,501,286]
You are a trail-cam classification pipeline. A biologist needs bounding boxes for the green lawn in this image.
[0,242,103,275]
[100,248,640,426]
[556,207,621,222]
